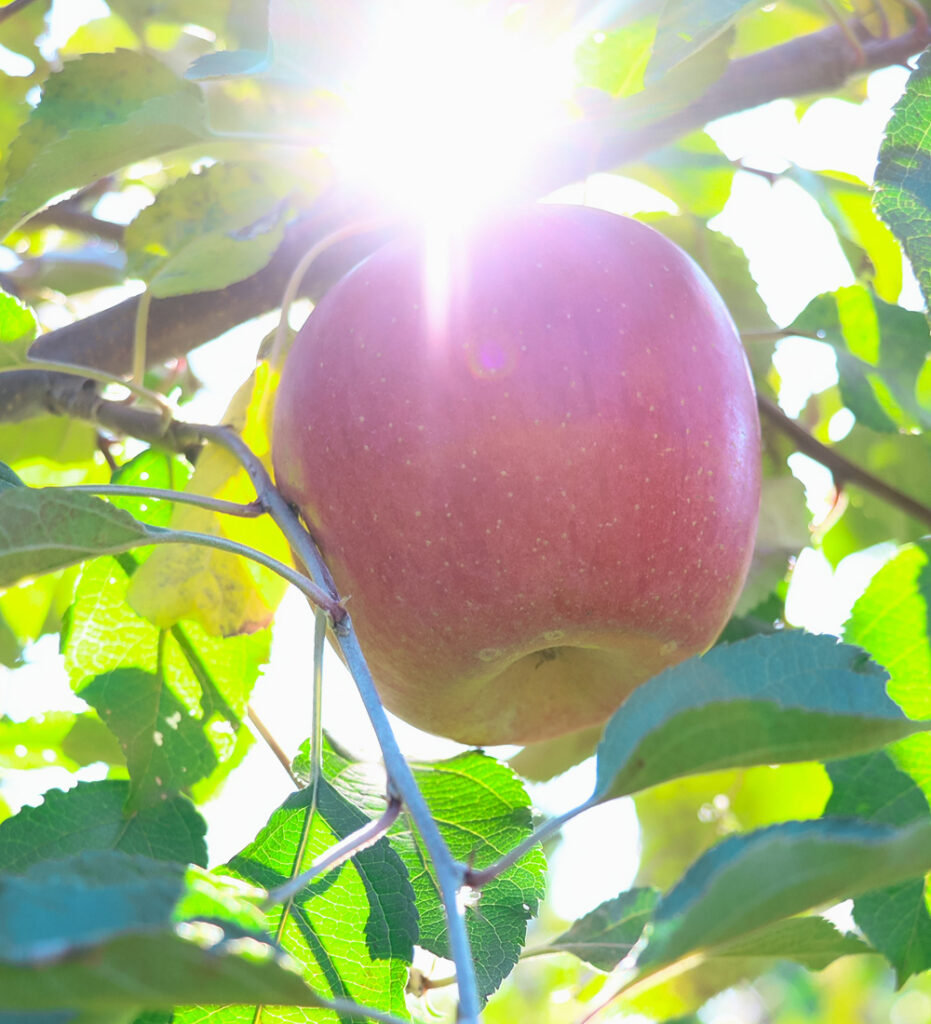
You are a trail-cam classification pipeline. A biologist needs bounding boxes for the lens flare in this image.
[329,0,577,226]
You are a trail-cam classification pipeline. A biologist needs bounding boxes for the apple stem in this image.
[198,422,485,1024]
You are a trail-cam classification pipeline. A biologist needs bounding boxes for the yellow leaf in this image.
[128,362,289,636]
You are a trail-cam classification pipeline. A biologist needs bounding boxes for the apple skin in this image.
[272,205,761,745]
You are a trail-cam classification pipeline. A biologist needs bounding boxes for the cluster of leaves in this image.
[3,0,931,1022]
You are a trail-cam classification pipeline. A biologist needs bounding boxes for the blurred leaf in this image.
[874,51,931,316]
[717,591,786,645]
[787,168,903,303]
[216,780,416,1022]
[64,557,268,808]
[0,0,50,66]
[0,289,36,344]
[647,0,753,79]
[791,286,931,433]
[639,818,931,967]
[0,713,122,770]
[128,363,289,636]
[575,21,655,97]
[819,431,931,565]
[593,632,920,802]
[509,724,602,782]
[635,762,832,891]
[125,163,294,298]
[315,743,547,1003]
[107,0,233,35]
[186,48,271,81]
[9,246,127,297]
[627,132,735,219]
[0,850,322,1010]
[625,916,869,1019]
[542,888,659,970]
[826,751,931,983]
[0,780,207,870]
[737,474,809,615]
[0,51,209,238]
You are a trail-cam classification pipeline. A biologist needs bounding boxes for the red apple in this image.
[272,205,760,745]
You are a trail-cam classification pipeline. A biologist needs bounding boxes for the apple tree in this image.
[2,1,931,1022]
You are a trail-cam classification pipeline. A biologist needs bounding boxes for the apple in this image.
[272,204,760,745]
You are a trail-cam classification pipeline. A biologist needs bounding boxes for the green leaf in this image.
[185,49,271,81]
[0,290,36,345]
[0,780,207,872]
[0,488,155,586]
[593,632,923,802]
[643,815,931,966]
[874,50,931,316]
[844,540,931,719]
[826,751,931,983]
[0,51,209,237]
[0,850,323,1011]
[639,818,931,967]
[213,780,416,1022]
[63,557,267,808]
[125,163,293,298]
[316,743,546,1002]
[0,462,25,490]
[647,0,753,79]
[627,132,736,220]
[0,713,123,770]
[575,21,656,97]
[790,287,931,433]
[787,168,903,303]
[542,888,659,970]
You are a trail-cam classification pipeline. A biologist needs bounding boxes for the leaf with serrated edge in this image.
[0,51,208,238]
[874,51,931,317]
[310,740,547,1003]
[639,818,931,967]
[543,888,658,971]
[0,780,207,872]
[0,488,154,587]
[204,780,415,1023]
[593,632,925,802]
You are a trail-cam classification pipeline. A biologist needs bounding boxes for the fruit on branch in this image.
[272,205,760,745]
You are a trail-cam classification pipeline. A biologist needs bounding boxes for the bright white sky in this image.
[0,0,919,927]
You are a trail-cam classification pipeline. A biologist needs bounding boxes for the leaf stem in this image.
[61,483,264,517]
[465,803,591,888]
[196,423,484,1024]
[265,798,403,906]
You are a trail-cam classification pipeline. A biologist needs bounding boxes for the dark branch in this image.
[758,396,931,528]
[0,0,41,25]
[25,208,126,243]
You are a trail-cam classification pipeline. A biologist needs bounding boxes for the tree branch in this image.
[758,396,931,528]
[0,0,41,25]
[7,23,927,429]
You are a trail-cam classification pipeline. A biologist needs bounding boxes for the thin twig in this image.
[265,799,403,907]
[62,484,264,517]
[465,804,589,889]
[24,208,126,243]
[247,705,303,788]
[758,396,931,528]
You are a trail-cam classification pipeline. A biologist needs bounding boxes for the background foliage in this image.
[3,0,931,1021]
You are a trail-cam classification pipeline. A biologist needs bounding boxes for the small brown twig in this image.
[758,395,931,528]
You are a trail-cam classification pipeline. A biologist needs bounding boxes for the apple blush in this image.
[272,205,761,745]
